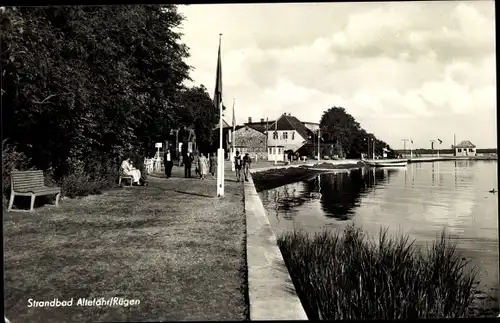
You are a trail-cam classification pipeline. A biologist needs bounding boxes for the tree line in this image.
[319,107,395,159]
[1,5,218,198]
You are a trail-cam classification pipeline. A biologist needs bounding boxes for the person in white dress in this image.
[121,156,141,185]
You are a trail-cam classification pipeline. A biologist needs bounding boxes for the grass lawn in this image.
[3,165,249,322]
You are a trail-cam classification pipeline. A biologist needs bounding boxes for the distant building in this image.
[233,125,267,160]
[302,121,320,133]
[267,113,316,161]
[244,117,274,133]
[452,140,476,156]
[236,114,319,161]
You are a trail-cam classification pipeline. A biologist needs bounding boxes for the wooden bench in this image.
[118,174,133,187]
[8,170,61,212]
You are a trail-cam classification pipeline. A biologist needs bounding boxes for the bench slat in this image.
[14,181,44,187]
[11,170,43,174]
[13,180,45,188]
[12,178,45,183]
[12,171,43,177]
[12,175,44,181]
[14,185,43,191]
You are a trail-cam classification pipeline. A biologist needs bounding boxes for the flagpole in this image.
[231,98,236,172]
[372,139,375,160]
[216,33,224,197]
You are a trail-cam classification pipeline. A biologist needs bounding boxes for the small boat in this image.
[363,159,408,167]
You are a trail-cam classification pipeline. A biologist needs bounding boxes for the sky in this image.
[177,1,496,149]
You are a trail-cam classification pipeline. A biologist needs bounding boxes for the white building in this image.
[453,140,477,156]
[266,113,315,161]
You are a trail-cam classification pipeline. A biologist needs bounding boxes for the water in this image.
[259,160,499,302]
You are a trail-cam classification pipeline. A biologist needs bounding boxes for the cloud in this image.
[178,1,496,148]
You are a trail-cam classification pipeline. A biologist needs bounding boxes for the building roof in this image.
[268,114,314,142]
[234,124,267,134]
[243,121,275,133]
[213,119,231,129]
[453,140,476,149]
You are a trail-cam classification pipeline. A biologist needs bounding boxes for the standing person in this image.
[164,145,174,178]
[234,150,242,182]
[242,153,252,182]
[209,152,217,178]
[198,153,208,180]
[193,151,200,176]
[184,152,193,178]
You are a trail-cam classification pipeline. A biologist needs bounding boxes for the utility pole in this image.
[317,128,321,162]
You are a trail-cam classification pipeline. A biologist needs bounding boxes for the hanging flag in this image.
[213,36,224,115]
[437,138,442,144]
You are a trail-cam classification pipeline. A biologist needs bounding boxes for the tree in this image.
[175,85,218,155]
[320,107,393,159]
[1,5,191,178]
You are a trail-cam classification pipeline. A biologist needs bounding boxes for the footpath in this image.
[3,162,248,322]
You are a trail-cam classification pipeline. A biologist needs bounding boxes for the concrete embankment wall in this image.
[244,170,308,320]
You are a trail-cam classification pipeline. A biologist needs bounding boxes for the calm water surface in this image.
[259,160,499,297]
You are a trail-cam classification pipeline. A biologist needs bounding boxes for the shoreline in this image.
[248,159,499,318]
[250,157,497,191]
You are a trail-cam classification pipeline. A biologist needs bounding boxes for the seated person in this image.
[121,155,142,185]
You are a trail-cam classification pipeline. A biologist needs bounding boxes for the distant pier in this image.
[407,156,497,163]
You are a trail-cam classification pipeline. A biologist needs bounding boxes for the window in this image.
[469,148,474,152]
[271,148,275,154]
[283,132,288,140]
[291,132,295,140]
[273,131,278,140]
[457,148,462,152]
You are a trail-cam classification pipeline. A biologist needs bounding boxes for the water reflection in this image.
[316,168,397,220]
[264,167,399,221]
[259,161,499,302]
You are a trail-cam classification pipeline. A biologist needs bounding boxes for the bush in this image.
[58,157,121,198]
[2,141,33,205]
[278,225,479,320]
[3,142,138,202]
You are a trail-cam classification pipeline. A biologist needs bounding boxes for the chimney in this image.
[260,118,264,123]
[248,117,252,123]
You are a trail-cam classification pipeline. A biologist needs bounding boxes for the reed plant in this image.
[277,225,479,319]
